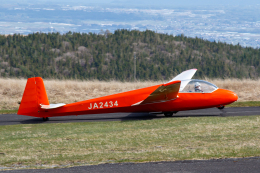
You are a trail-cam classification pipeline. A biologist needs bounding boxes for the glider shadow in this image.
[19,112,222,124]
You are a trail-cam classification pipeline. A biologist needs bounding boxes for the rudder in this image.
[18,77,49,117]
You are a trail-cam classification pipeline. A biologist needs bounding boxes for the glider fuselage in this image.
[17,69,238,119]
[33,86,237,118]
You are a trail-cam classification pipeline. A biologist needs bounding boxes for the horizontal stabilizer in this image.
[133,80,181,105]
[41,103,66,109]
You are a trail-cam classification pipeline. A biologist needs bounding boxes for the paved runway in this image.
[2,157,260,173]
[1,107,260,126]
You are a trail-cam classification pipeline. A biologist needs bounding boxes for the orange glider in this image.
[17,69,238,120]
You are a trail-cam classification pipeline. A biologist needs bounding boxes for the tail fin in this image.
[18,77,49,117]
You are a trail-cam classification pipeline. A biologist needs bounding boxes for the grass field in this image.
[0,110,18,114]
[227,101,260,107]
[1,78,260,110]
[0,115,260,170]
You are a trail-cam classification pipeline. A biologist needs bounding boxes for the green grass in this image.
[0,109,18,114]
[227,101,260,107]
[0,115,260,170]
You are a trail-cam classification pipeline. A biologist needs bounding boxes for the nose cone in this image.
[228,90,238,102]
[221,89,238,104]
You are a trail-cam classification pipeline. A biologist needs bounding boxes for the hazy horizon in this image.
[3,0,260,7]
[1,0,260,47]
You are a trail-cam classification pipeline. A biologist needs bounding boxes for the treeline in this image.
[0,30,260,81]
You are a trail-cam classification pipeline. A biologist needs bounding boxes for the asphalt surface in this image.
[1,107,260,172]
[1,107,260,126]
[2,157,260,173]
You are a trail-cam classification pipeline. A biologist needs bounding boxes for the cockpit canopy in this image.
[179,79,218,93]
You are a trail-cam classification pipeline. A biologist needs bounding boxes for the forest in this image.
[0,30,260,81]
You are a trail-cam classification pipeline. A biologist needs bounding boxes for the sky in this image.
[3,0,260,7]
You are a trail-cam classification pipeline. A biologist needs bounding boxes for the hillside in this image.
[0,30,260,80]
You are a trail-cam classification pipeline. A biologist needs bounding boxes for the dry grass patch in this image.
[1,78,260,110]
[0,116,260,170]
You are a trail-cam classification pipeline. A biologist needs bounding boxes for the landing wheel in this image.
[163,112,174,117]
[164,111,178,117]
[43,117,49,121]
[218,106,225,110]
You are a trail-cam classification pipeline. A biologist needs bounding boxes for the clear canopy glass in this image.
[180,79,218,93]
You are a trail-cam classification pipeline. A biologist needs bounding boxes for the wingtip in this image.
[168,69,197,83]
[181,68,197,73]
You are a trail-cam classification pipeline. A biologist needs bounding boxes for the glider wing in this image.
[167,69,197,91]
[169,69,197,82]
